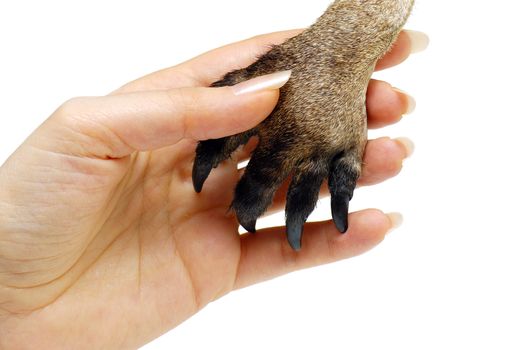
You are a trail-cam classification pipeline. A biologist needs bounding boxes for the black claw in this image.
[286,218,304,251]
[193,138,233,193]
[331,194,350,233]
[239,218,257,233]
[192,160,213,193]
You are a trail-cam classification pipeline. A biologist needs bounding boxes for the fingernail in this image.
[392,87,416,115]
[406,30,430,54]
[395,137,415,158]
[386,212,404,234]
[233,70,292,96]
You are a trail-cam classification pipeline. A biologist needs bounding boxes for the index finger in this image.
[115,30,302,94]
[116,29,421,94]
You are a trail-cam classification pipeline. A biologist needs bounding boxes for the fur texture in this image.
[193,0,415,250]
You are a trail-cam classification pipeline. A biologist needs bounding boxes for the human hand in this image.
[0,29,425,349]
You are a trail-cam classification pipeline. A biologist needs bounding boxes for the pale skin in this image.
[0,30,419,349]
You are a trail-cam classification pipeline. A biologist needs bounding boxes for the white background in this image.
[1,1,525,349]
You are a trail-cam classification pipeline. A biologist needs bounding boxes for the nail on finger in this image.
[392,87,416,115]
[395,137,415,158]
[405,30,430,54]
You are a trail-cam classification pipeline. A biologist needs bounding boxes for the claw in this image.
[331,194,350,233]
[286,218,304,251]
[192,138,231,193]
[192,159,213,193]
[239,218,257,233]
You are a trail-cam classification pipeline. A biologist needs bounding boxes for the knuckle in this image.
[54,97,87,118]
[51,97,95,127]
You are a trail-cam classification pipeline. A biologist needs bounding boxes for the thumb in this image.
[37,70,291,158]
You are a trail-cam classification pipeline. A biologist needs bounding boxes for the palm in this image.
[71,140,245,331]
[0,142,242,347]
[110,140,244,307]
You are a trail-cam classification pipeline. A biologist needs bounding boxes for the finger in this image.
[366,80,416,129]
[116,29,303,94]
[117,29,427,95]
[43,73,289,158]
[360,137,414,186]
[234,209,397,289]
[375,30,429,71]
[258,137,413,216]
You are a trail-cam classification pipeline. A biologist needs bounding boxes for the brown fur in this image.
[193,0,415,250]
